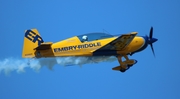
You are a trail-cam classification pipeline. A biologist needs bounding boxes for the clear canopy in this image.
[77,32,113,42]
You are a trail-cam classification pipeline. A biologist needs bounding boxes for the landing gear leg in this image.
[123,55,136,66]
[117,55,128,72]
[117,55,137,72]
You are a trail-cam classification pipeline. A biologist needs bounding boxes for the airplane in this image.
[22,27,158,72]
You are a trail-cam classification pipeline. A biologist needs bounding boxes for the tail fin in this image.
[22,29,44,58]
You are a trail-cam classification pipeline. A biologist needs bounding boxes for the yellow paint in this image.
[51,37,117,56]
[117,36,144,54]
[22,29,41,58]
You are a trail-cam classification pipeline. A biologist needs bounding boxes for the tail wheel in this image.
[35,51,41,57]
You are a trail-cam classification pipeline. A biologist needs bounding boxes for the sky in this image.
[0,0,180,99]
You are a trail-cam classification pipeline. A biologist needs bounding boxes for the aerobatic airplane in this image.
[22,27,158,72]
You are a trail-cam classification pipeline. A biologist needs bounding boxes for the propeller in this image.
[147,27,158,57]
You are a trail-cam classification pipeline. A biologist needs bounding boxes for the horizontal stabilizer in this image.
[34,42,53,50]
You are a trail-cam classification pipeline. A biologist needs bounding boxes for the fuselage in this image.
[37,34,155,57]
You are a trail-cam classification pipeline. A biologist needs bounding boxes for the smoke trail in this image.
[0,56,117,75]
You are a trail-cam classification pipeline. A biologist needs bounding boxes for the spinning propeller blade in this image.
[149,27,153,39]
[148,27,157,57]
[150,44,155,57]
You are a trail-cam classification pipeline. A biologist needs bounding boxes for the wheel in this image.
[120,68,126,72]
[35,51,41,57]
[127,64,133,66]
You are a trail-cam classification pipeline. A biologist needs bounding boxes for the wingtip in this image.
[131,32,138,35]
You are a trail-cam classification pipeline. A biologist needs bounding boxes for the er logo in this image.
[25,30,44,46]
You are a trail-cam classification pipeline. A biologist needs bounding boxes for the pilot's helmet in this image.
[82,35,88,41]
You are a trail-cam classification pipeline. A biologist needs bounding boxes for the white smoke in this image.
[0,56,117,75]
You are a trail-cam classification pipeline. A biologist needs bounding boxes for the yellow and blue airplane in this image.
[22,27,158,72]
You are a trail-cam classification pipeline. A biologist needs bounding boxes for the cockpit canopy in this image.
[77,32,113,42]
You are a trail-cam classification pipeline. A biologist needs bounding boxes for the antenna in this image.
[103,29,110,34]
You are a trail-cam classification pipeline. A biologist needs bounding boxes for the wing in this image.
[93,32,137,52]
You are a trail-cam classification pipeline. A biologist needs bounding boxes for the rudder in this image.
[22,29,44,58]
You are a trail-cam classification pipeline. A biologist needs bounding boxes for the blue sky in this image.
[0,0,180,99]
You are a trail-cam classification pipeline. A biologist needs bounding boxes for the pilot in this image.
[82,35,88,42]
